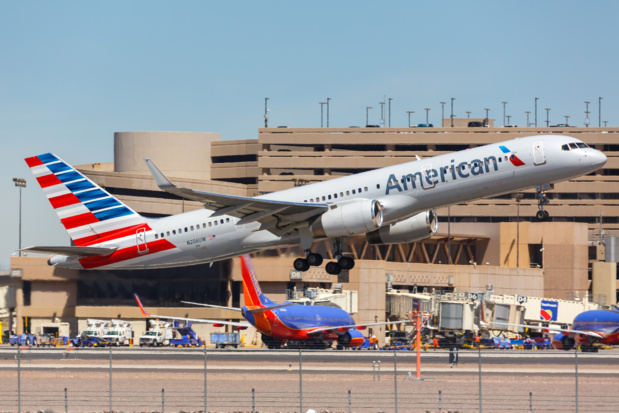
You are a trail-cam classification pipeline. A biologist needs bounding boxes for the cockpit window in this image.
[561,144,570,151]
[569,143,578,149]
[577,142,589,148]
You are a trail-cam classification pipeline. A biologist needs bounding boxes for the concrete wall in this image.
[114,131,220,180]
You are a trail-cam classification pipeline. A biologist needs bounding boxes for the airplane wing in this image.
[134,294,251,328]
[488,321,604,339]
[306,319,412,335]
[145,158,328,225]
[21,245,118,257]
[181,300,293,314]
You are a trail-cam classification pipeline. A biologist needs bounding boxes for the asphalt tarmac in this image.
[0,346,618,412]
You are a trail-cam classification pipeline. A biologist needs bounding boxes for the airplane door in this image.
[422,163,436,188]
[136,228,149,254]
[533,142,546,165]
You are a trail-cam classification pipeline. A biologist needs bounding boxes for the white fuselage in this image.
[55,135,606,269]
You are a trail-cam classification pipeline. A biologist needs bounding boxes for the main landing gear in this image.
[535,183,553,221]
[292,238,356,275]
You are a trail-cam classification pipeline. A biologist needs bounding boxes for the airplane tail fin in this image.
[240,255,273,307]
[25,153,147,246]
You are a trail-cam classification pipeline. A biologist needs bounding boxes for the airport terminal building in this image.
[3,123,618,343]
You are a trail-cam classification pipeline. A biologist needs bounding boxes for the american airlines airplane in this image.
[23,134,606,273]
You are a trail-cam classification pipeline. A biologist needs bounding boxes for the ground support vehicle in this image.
[9,333,38,346]
[102,320,133,346]
[139,320,174,347]
[170,321,203,347]
[523,337,551,350]
[211,332,240,348]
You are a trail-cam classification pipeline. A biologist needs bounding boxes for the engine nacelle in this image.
[337,329,366,348]
[366,210,438,245]
[551,333,576,351]
[310,199,383,238]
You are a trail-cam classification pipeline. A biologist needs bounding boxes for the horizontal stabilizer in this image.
[246,303,293,314]
[21,245,118,257]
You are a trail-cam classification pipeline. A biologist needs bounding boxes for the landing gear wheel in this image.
[307,252,323,267]
[338,256,355,270]
[293,258,310,272]
[536,210,550,221]
[325,261,342,275]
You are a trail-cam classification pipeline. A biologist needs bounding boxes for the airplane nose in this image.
[590,150,608,169]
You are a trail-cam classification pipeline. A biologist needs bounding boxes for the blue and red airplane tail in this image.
[25,153,147,246]
[240,255,274,307]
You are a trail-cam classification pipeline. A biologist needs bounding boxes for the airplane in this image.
[490,308,619,351]
[23,134,607,273]
[134,255,409,348]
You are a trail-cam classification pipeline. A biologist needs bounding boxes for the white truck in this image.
[139,320,174,347]
[102,319,133,346]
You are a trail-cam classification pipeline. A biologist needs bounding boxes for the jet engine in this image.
[309,199,383,238]
[366,210,437,245]
[551,333,576,351]
[336,329,366,348]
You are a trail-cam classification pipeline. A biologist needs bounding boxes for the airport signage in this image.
[467,292,485,301]
[289,270,303,280]
[517,295,528,304]
[540,300,558,321]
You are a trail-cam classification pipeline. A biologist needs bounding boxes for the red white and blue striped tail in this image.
[25,153,146,246]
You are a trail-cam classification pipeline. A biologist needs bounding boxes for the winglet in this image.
[144,158,177,191]
[134,293,151,317]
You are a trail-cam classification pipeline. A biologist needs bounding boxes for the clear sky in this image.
[1,1,618,269]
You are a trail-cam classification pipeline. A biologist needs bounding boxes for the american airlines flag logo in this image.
[208,235,216,240]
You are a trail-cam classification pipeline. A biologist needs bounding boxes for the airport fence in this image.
[0,346,618,412]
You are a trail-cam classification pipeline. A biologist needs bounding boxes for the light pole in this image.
[506,115,511,126]
[502,101,508,126]
[326,98,331,127]
[319,102,327,127]
[379,101,385,127]
[406,111,414,127]
[424,108,430,125]
[13,178,26,257]
[388,98,393,127]
[584,101,590,127]
[366,106,373,126]
[599,97,603,127]
[484,108,490,124]
[545,108,551,127]
[264,98,269,128]
[450,97,455,127]
[440,102,446,127]
[535,97,539,127]
[604,121,608,127]
[564,115,570,125]
[513,193,524,270]
[525,111,531,126]
[466,111,471,118]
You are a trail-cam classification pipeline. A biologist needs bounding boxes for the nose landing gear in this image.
[535,184,553,221]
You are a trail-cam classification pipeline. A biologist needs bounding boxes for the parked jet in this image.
[491,308,619,350]
[23,135,606,273]
[134,255,406,348]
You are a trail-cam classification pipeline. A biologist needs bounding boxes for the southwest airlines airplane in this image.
[492,308,619,351]
[23,134,606,273]
[135,255,402,348]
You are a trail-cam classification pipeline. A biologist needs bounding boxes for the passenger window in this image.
[322,196,326,201]
[166,231,170,236]
[208,222,212,227]
[214,221,218,226]
[190,226,194,231]
[352,189,356,194]
[226,218,230,223]
[346,191,349,196]
[334,194,338,199]
[202,223,206,228]
[364,187,368,192]
[172,230,176,235]
[160,233,164,238]
[155,234,159,239]
[376,184,380,189]
[328,195,332,200]
[185,227,188,232]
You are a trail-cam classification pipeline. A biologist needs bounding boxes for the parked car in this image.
[417,123,434,127]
